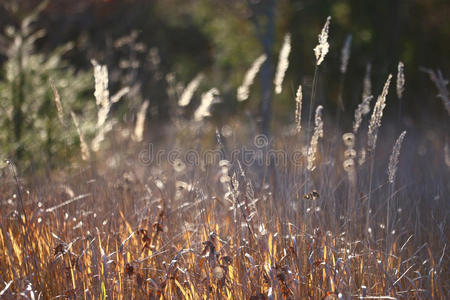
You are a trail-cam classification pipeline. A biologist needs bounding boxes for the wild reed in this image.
[366,74,392,237]
[71,111,91,161]
[238,54,267,102]
[386,130,406,265]
[274,33,291,95]
[133,100,150,142]
[178,73,204,107]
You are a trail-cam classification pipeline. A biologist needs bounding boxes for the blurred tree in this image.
[0,2,92,170]
[1,0,449,148]
[247,0,277,136]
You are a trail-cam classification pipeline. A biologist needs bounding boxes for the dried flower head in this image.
[388,131,406,184]
[274,33,291,94]
[304,190,320,200]
[219,160,230,168]
[175,180,189,191]
[344,149,357,160]
[213,266,224,280]
[173,158,186,173]
[343,157,356,185]
[342,133,355,148]
[343,158,355,173]
[313,16,331,66]
[237,54,267,101]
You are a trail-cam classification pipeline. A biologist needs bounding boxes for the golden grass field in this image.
[0,116,448,299]
[0,13,449,300]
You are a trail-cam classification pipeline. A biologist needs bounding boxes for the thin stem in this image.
[307,66,319,137]
[366,153,375,240]
[386,182,393,269]
[304,65,319,227]
[336,74,345,125]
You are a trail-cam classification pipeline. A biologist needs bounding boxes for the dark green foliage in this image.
[0,3,92,169]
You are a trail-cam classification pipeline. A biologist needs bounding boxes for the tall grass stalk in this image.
[366,74,392,237]
[5,160,42,289]
[303,66,318,219]
[386,131,406,264]
[304,17,331,225]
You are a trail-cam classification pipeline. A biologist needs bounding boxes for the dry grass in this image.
[0,118,448,299]
[0,13,448,300]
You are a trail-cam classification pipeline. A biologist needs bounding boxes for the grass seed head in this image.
[274,33,291,94]
[314,16,331,66]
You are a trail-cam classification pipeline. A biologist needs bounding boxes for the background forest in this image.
[0,0,449,168]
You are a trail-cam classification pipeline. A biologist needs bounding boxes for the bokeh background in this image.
[0,0,449,168]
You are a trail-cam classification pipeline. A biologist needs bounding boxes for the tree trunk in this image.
[248,0,277,136]
[12,40,25,159]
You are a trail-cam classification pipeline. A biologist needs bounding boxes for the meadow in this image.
[0,9,449,300]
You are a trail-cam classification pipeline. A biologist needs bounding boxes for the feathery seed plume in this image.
[295,85,303,134]
[194,88,220,121]
[91,60,127,151]
[368,74,392,153]
[91,60,111,151]
[396,61,405,99]
[178,73,204,107]
[237,54,267,101]
[92,60,110,130]
[133,100,149,142]
[274,33,291,94]
[388,131,406,183]
[313,16,331,66]
[307,105,324,171]
[353,96,373,134]
[91,59,109,107]
[340,34,352,74]
[111,87,130,104]
[50,80,64,125]
[71,111,90,161]
[422,68,450,116]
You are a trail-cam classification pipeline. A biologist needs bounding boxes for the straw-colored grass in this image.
[0,117,447,299]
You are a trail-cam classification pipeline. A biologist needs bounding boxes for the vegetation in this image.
[0,1,449,299]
